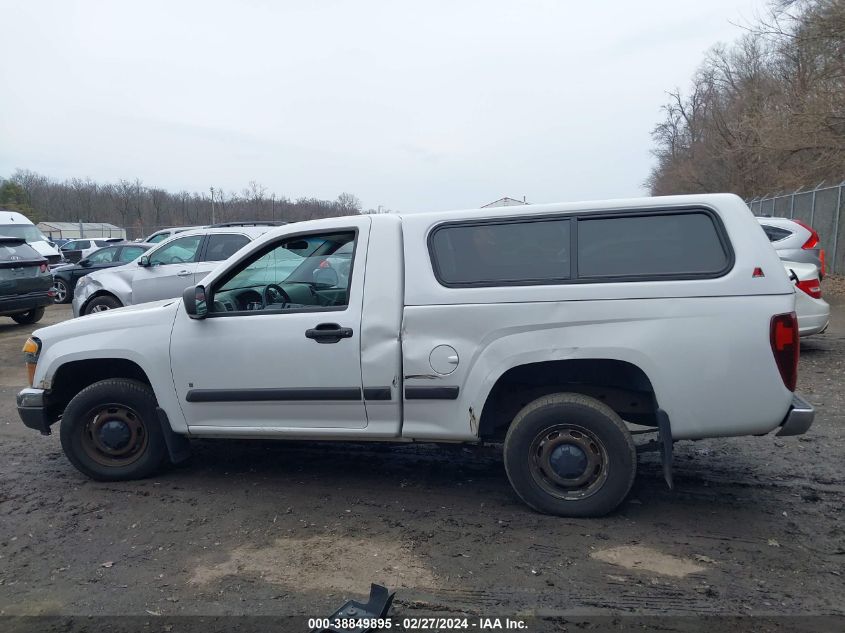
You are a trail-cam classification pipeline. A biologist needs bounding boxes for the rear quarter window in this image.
[761,224,793,242]
[577,211,731,278]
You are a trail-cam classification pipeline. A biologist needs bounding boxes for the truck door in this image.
[168,217,372,431]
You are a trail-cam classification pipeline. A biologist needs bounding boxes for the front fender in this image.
[33,302,188,433]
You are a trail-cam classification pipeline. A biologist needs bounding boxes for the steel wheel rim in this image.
[53,281,67,303]
[528,423,609,500]
[80,404,148,467]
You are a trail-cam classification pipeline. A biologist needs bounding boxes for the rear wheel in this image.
[60,379,166,481]
[503,393,636,517]
[12,307,45,324]
[53,279,70,303]
[84,295,122,314]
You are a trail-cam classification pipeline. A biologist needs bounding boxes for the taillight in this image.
[792,219,820,249]
[796,279,822,299]
[819,249,826,277]
[39,263,48,273]
[770,312,799,391]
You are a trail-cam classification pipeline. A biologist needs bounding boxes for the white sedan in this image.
[783,260,830,337]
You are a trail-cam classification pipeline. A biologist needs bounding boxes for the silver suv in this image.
[72,226,274,316]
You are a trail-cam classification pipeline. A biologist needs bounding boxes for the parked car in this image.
[51,242,152,304]
[59,238,124,263]
[19,194,814,518]
[757,217,825,277]
[0,210,64,267]
[72,226,273,315]
[142,226,198,244]
[783,260,829,337]
[0,237,54,324]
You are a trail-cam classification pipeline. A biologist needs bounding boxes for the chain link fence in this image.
[748,181,845,275]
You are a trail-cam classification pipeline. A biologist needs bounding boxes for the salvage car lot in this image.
[0,294,843,619]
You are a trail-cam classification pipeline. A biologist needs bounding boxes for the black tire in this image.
[60,379,166,481]
[84,294,122,315]
[12,307,46,324]
[53,278,71,304]
[503,393,636,517]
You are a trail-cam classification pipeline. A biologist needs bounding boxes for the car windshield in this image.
[0,224,47,244]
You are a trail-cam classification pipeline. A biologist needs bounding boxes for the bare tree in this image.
[647,0,845,197]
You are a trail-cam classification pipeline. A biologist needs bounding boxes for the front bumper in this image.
[776,394,815,437]
[17,387,55,435]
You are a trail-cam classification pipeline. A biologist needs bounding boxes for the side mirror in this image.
[183,285,208,319]
[138,255,151,267]
[79,259,91,268]
[312,267,339,288]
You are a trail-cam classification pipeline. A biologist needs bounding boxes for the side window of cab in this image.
[208,231,356,314]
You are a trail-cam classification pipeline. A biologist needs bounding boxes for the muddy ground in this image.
[0,288,843,627]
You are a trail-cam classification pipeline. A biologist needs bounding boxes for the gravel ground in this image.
[0,300,843,630]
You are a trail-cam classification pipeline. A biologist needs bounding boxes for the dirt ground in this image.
[0,285,843,627]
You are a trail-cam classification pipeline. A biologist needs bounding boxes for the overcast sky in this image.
[0,0,768,212]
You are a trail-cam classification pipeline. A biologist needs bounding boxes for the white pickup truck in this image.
[17,194,814,517]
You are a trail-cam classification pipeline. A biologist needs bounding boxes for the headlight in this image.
[22,337,41,386]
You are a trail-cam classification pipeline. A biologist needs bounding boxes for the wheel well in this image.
[479,359,658,441]
[80,291,122,312]
[48,358,152,416]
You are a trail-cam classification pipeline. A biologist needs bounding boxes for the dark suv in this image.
[0,237,54,324]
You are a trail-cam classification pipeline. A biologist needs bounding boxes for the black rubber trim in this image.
[405,386,460,400]
[363,387,392,401]
[186,387,362,403]
[156,407,191,463]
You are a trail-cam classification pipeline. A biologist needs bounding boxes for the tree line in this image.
[648,0,844,197]
[0,169,364,238]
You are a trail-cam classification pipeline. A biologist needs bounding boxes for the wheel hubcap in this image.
[80,405,148,466]
[98,419,132,450]
[529,424,609,500]
[549,443,589,479]
[91,304,110,313]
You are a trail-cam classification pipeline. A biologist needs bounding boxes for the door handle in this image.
[305,323,354,344]
[177,270,192,277]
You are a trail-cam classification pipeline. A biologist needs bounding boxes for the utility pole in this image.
[271,193,276,222]
[210,187,216,224]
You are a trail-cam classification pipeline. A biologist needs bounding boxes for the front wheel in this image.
[84,295,122,314]
[53,279,70,303]
[503,393,636,517]
[12,307,46,324]
[60,379,166,481]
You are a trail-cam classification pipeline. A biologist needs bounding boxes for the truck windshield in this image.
[0,224,48,244]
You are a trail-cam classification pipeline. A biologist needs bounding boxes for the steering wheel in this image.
[263,283,292,307]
